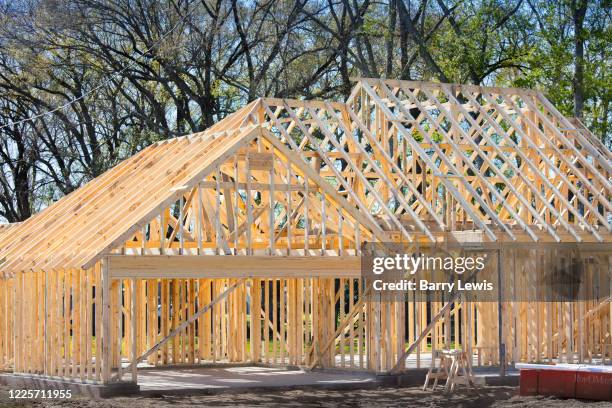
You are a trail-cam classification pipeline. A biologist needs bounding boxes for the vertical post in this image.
[269,155,275,256]
[246,154,253,255]
[116,280,123,381]
[101,258,111,383]
[304,176,309,255]
[251,279,261,363]
[566,301,573,363]
[141,226,146,255]
[286,165,292,256]
[445,298,451,349]
[43,269,48,376]
[321,192,326,256]
[497,248,506,377]
[338,208,343,257]
[215,168,222,255]
[13,273,18,374]
[160,209,165,255]
[131,278,137,383]
[197,183,203,255]
[179,195,185,255]
[233,155,240,254]
[374,288,381,372]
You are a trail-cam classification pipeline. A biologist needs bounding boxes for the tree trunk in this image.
[385,0,397,77]
[572,0,587,119]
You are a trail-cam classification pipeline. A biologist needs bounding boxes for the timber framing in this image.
[0,79,610,386]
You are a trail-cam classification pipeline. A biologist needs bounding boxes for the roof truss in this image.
[1,79,609,276]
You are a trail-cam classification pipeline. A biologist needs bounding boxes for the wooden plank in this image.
[108,256,361,278]
[101,259,111,383]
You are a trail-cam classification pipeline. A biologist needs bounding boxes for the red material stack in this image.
[519,369,539,396]
[518,365,612,401]
[575,372,612,401]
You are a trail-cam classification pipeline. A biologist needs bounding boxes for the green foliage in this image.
[0,0,608,223]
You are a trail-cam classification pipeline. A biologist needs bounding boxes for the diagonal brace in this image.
[115,278,246,380]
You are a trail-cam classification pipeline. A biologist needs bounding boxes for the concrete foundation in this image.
[137,366,380,396]
[0,365,519,398]
[0,374,139,398]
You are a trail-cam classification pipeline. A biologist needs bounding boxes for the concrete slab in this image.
[137,366,381,396]
[136,365,520,396]
[0,364,521,398]
[474,368,520,386]
[0,374,139,398]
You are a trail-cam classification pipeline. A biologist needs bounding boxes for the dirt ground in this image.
[0,385,609,408]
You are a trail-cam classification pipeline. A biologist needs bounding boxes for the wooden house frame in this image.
[0,78,610,386]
